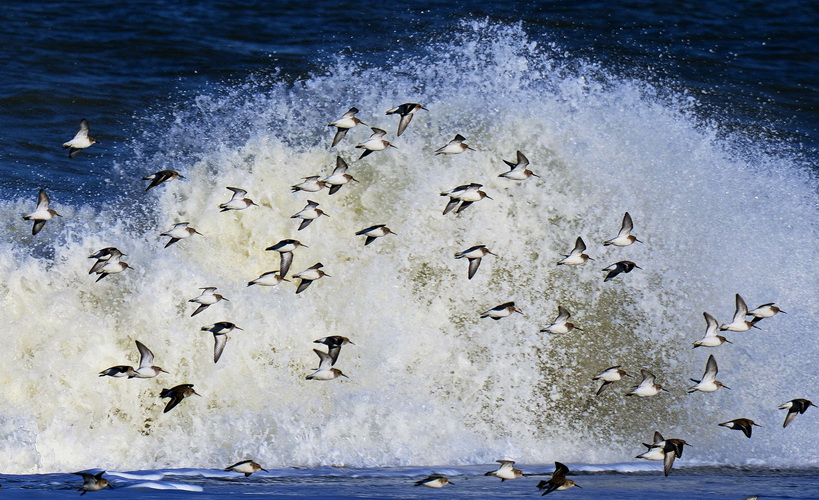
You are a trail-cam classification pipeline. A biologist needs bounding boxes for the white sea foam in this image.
[0,21,816,473]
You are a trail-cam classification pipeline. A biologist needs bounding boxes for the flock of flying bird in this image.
[21,106,809,494]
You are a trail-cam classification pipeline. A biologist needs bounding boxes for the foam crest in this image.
[0,21,816,473]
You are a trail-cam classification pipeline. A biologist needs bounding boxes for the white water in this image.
[0,21,817,473]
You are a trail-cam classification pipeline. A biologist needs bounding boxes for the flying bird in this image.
[386,103,427,136]
[22,189,62,235]
[63,119,97,158]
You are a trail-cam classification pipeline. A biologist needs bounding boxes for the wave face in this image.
[0,21,817,473]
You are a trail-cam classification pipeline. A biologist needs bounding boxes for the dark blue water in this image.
[2,1,817,201]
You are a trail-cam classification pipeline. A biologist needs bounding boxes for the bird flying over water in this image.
[386,102,427,136]
[63,119,97,158]
[328,107,366,147]
[143,170,184,191]
[22,189,61,235]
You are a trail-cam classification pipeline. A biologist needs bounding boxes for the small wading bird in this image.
[602,260,641,282]
[99,340,168,379]
[292,263,330,294]
[386,103,427,136]
[435,134,474,155]
[328,107,365,147]
[63,118,97,158]
[314,336,354,366]
[160,384,200,413]
[719,294,760,332]
[355,224,395,246]
[22,189,61,235]
[160,222,202,248]
[355,127,395,159]
[74,471,112,495]
[687,354,729,393]
[219,187,257,212]
[626,369,669,397]
[323,156,358,195]
[455,245,495,280]
[143,170,184,191]
[536,462,581,495]
[480,301,523,320]
[557,237,592,266]
[291,200,328,231]
[779,399,816,428]
[306,349,347,380]
[440,183,491,215]
[484,460,524,481]
[189,287,228,317]
[540,306,582,334]
[265,239,306,278]
[414,474,451,488]
[718,418,760,438]
[201,322,243,363]
[499,150,539,180]
[593,366,633,396]
[693,312,732,348]
[603,212,641,246]
[224,460,267,477]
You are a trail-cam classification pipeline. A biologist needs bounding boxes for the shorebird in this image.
[323,156,357,195]
[536,462,581,495]
[160,222,202,248]
[693,312,732,348]
[480,301,523,320]
[22,189,62,235]
[440,183,492,215]
[779,399,816,428]
[328,107,366,147]
[688,354,729,393]
[292,262,329,294]
[128,340,168,378]
[499,150,538,180]
[143,170,184,191]
[189,287,228,316]
[202,322,243,363]
[291,176,326,193]
[603,212,641,246]
[484,460,524,481]
[718,418,760,438]
[291,200,328,231]
[306,349,348,380]
[386,103,427,136]
[265,239,306,277]
[602,261,641,282]
[557,237,592,266]
[435,134,474,154]
[719,294,761,332]
[248,271,288,287]
[636,434,690,476]
[94,258,133,282]
[314,336,354,365]
[540,306,581,334]
[88,247,125,275]
[355,127,395,159]
[626,369,669,397]
[747,302,785,318]
[455,245,495,280]
[63,119,97,158]
[593,366,633,396]
[355,224,395,246]
[414,474,451,488]
[74,471,112,495]
[219,187,257,212]
[160,384,200,413]
[635,431,666,461]
[225,460,267,477]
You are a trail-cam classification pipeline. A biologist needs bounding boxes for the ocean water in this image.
[1,1,818,498]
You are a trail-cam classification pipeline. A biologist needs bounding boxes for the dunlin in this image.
[225,460,267,477]
[455,245,495,280]
[626,369,669,397]
[719,294,761,332]
[88,247,124,275]
[499,150,538,180]
[291,200,328,231]
[602,261,641,282]
[306,349,348,380]
[779,399,816,428]
[131,340,168,378]
[323,156,357,195]
[747,302,785,318]
[63,119,97,158]
[355,127,395,159]
[328,107,366,147]
[557,237,592,266]
[603,212,641,246]
[540,306,582,334]
[291,176,326,193]
[480,301,523,320]
[314,336,354,365]
[202,322,243,363]
[264,239,306,277]
[593,366,633,396]
[292,262,329,294]
[94,258,133,282]
[160,222,202,248]
[536,462,580,495]
[435,134,474,155]
[143,170,184,191]
[22,189,61,235]
[74,471,112,494]
[248,271,288,287]
[484,460,524,481]
[693,312,732,348]
[440,183,492,215]
[189,287,228,316]
[718,418,759,438]
[688,354,729,393]
[160,384,200,413]
[219,187,257,212]
[355,224,395,246]
[414,474,451,488]
[386,103,427,136]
